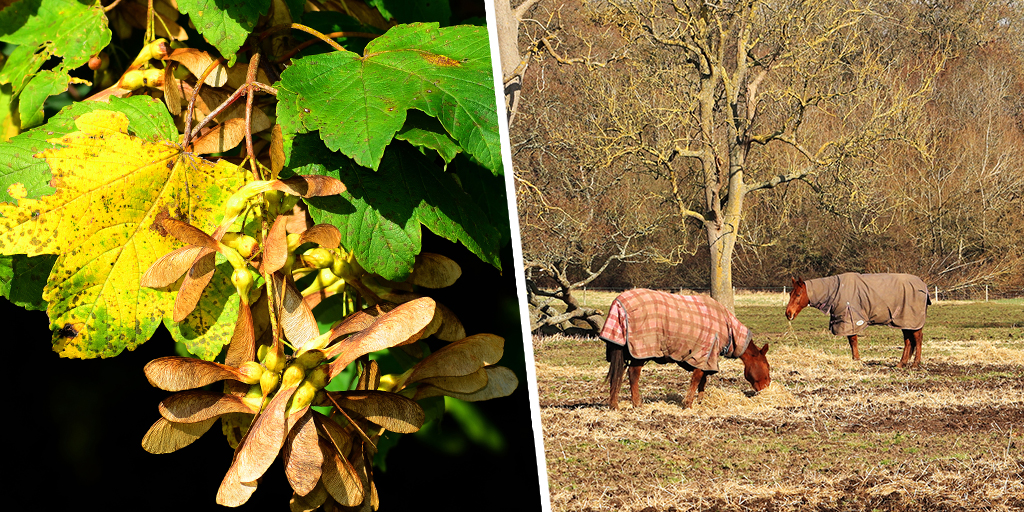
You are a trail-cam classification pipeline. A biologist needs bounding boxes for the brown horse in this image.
[599,289,771,409]
[785,274,931,369]
[606,340,771,409]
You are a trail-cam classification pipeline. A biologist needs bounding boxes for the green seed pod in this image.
[263,347,286,373]
[257,344,269,363]
[222,233,259,259]
[306,365,330,390]
[295,349,325,370]
[242,384,264,410]
[260,369,280,396]
[287,380,318,416]
[282,363,305,389]
[301,248,334,269]
[237,361,263,385]
[231,268,253,298]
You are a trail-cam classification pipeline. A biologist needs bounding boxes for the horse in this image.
[785,273,931,369]
[599,289,771,409]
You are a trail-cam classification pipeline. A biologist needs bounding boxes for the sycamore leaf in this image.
[177,0,271,67]
[276,22,501,173]
[287,133,502,280]
[0,109,244,358]
[1,95,177,204]
[395,110,461,164]
[0,0,112,128]
[0,253,55,310]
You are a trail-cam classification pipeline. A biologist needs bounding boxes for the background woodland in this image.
[505,0,1024,330]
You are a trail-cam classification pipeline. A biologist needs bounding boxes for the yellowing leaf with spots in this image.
[0,110,245,358]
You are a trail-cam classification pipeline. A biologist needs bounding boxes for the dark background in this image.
[7,232,544,511]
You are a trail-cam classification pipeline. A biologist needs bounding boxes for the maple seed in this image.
[237,361,264,384]
[231,268,253,297]
[287,381,317,416]
[263,347,285,373]
[301,247,334,269]
[260,370,280,396]
[222,233,259,259]
[306,365,330,390]
[295,349,325,370]
[282,364,305,389]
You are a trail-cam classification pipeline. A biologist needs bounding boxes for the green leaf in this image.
[285,133,501,280]
[395,110,461,164]
[276,23,501,173]
[0,0,111,127]
[16,69,67,129]
[0,109,244,358]
[177,0,271,67]
[450,154,510,246]
[163,256,241,361]
[0,253,55,310]
[0,44,47,96]
[1,95,178,203]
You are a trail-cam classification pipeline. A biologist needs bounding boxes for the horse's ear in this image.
[791,276,798,285]
[761,342,769,355]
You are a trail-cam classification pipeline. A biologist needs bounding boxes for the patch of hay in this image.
[691,381,799,414]
[929,339,1024,365]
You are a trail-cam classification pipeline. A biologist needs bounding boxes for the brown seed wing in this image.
[328,298,436,378]
[296,223,340,249]
[414,366,519,402]
[319,439,365,506]
[233,382,297,484]
[407,333,504,382]
[141,416,218,454]
[140,245,203,289]
[283,410,324,496]
[224,299,255,368]
[172,247,216,322]
[144,356,247,391]
[261,215,289,274]
[328,391,425,434]
[159,390,259,423]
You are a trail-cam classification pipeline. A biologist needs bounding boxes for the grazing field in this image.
[534,293,1024,511]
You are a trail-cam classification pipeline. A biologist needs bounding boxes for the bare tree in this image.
[518,0,947,310]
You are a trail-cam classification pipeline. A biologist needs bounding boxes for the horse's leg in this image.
[898,329,913,368]
[628,364,643,408]
[847,334,860,361]
[683,369,707,409]
[905,329,923,369]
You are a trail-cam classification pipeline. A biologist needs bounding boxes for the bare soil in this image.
[535,302,1024,512]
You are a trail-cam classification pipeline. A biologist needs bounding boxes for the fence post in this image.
[985,284,989,302]
[934,285,939,303]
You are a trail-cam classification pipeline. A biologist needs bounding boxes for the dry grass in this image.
[534,302,1024,512]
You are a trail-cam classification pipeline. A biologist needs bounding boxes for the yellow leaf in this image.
[0,110,245,357]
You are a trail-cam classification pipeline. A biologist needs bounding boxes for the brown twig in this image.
[275,31,381,63]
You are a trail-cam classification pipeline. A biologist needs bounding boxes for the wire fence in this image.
[567,285,1023,302]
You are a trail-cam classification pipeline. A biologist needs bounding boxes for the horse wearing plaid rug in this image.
[785,273,931,369]
[600,289,771,410]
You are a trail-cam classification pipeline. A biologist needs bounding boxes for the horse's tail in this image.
[606,341,625,389]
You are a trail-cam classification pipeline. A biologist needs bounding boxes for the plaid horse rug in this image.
[804,273,930,336]
[598,289,752,373]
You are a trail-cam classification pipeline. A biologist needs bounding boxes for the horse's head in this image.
[740,342,771,392]
[785,276,808,321]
